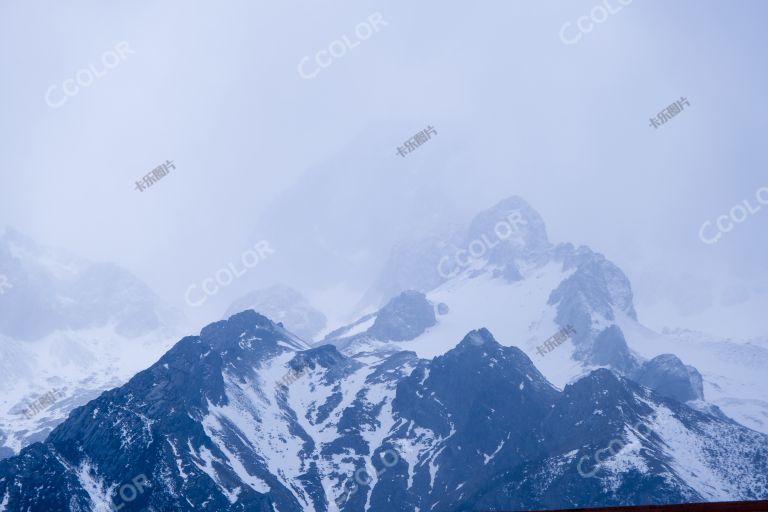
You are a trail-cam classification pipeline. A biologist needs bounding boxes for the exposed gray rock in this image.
[589,325,640,375]
[632,353,705,403]
[367,290,436,342]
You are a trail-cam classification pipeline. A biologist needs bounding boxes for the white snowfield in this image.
[619,319,768,435]
[330,260,768,436]
[196,349,412,511]
[0,228,187,458]
[0,324,178,456]
[592,399,768,501]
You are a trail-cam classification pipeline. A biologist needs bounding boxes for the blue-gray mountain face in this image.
[365,196,644,369]
[1,311,766,511]
[339,196,732,431]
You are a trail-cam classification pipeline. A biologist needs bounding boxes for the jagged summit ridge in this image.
[0,312,765,511]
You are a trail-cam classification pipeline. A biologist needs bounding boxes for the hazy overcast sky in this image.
[1,1,766,337]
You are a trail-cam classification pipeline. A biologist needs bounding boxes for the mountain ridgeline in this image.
[1,311,766,511]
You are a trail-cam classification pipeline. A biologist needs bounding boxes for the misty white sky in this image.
[1,0,767,338]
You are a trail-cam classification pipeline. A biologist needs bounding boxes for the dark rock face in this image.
[633,354,705,403]
[364,198,647,383]
[1,313,766,512]
[324,290,438,352]
[0,311,290,512]
[367,291,437,342]
[590,325,640,375]
[464,196,552,266]
[464,369,698,511]
[549,245,638,340]
[501,262,524,282]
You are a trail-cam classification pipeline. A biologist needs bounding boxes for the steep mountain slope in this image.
[1,311,766,511]
[617,322,768,434]
[463,367,768,510]
[326,196,766,433]
[328,197,641,379]
[0,228,184,458]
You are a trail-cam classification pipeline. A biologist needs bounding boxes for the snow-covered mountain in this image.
[325,196,768,434]
[1,196,764,510]
[1,310,766,511]
[0,228,184,458]
[618,323,768,434]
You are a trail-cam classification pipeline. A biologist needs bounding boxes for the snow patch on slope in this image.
[76,460,117,512]
[649,405,768,500]
[619,316,768,434]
